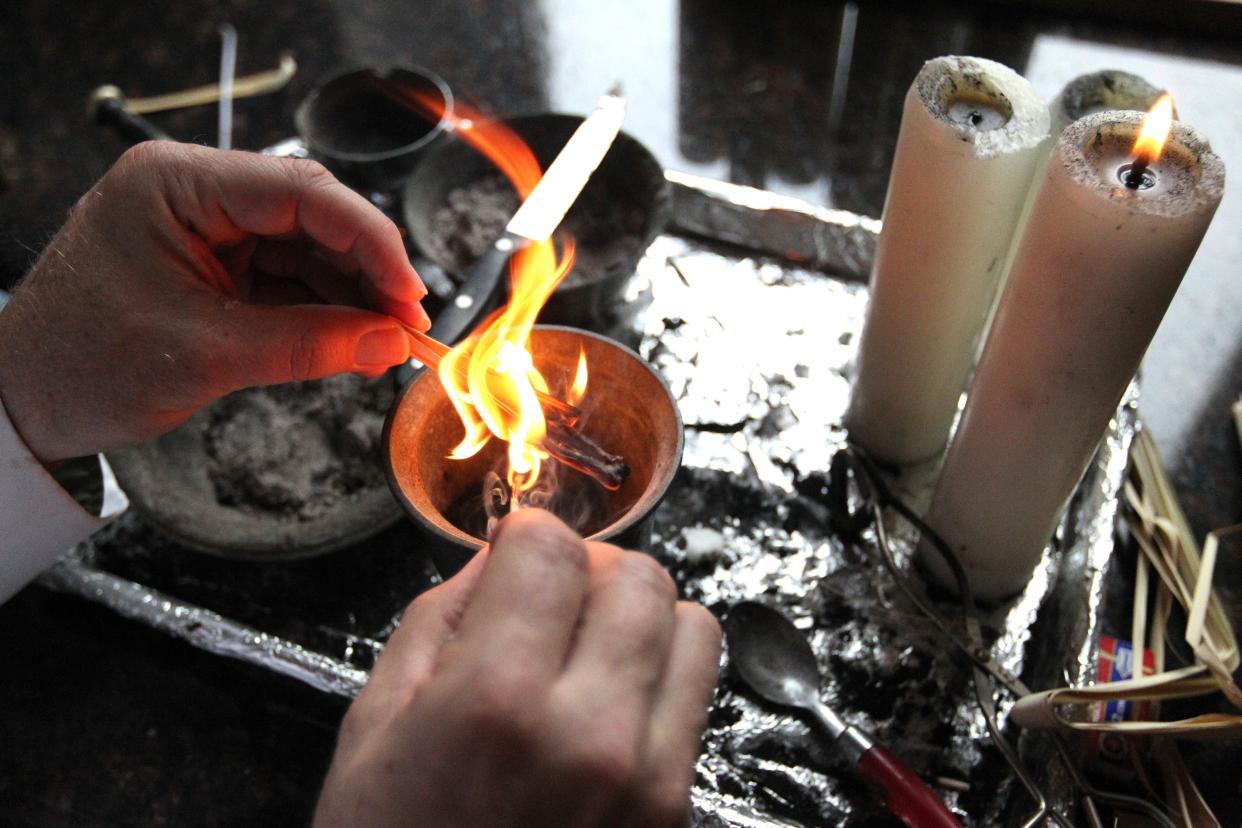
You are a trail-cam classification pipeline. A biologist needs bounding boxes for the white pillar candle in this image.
[922,110,1225,601]
[984,71,1171,356]
[847,56,1050,465]
[998,74,1167,309]
[1050,70,1167,136]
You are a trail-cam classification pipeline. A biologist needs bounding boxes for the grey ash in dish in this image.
[204,375,392,521]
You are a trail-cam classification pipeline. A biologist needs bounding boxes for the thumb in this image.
[219,303,410,388]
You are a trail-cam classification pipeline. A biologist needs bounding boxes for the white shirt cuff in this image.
[0,392,128,604]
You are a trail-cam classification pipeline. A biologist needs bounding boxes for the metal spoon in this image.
[725,601,962,828]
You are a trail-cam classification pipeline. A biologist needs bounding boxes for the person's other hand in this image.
[315,510,722,828]
[0,141,429,463]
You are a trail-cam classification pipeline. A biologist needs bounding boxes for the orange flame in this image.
[406,89,583,502]
[568,349,589,407]
[1132,94,1175,164]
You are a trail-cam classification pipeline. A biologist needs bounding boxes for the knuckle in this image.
[392,594,435,639]
[118,139,174,169]
[289,157,334,188]
[458,664,545,745]
[485,660,546,705]
[585,540,625,566]
[562,730,638,794]
[588,541,625,556]
[638,778,694,827]
[402,587,440,622]
[497,510,588,573]
[500,505,569,537]
[335,700,371,750]
[530,530,589,574]
[110,141,188,207]
[288,327,325,381]
[375,214,405,249]
[617,551,677,602]
[680,601,723,644]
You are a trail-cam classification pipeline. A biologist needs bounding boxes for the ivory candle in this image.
[1051,69,1167,135]
[847,56,1050,464]
[921,110,1225,601]
[984,71,1171,357]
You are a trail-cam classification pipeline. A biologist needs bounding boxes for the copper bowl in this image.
[383,326,682,575]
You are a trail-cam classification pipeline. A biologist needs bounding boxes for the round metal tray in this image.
[107,378,403,561]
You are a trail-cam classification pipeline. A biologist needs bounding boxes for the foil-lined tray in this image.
[40,172,1137,826]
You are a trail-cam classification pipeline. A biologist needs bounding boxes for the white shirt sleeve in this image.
[0,393,128,604]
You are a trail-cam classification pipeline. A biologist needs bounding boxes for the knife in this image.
[425,86,627,346]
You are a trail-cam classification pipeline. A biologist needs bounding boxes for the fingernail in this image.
[408,264,428,298]
[354,327,408,368]
[412,303,432,331]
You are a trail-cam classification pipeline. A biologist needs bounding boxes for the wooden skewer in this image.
[399,324,581,422]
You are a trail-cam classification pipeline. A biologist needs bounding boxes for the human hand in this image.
[315,510,722,828]
[0,141,429,463]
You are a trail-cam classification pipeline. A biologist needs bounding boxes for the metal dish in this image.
[295,66,453,190]
[107,376,402,561]
[402,114,671,331]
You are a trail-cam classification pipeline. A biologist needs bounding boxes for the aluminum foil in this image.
[614,226,1137,826]
[39,173,1137,827]
[666,171,880,282]
[40,554,369,697]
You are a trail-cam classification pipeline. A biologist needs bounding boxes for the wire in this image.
[827,444,1176,828]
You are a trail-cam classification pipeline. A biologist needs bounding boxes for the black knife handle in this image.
[427,235,517,344]
[410,255,457,303]
[91,96,171,145]
[393,234,516,387]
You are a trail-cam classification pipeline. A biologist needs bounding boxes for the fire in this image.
[405,90,584,502]
[1132,93,1174,164]
[569,349,589,406]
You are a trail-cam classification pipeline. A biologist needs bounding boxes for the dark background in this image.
[2,0,1240,824]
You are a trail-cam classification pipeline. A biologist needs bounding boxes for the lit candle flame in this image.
[402,89,584,503]
[1131,93,1174,165]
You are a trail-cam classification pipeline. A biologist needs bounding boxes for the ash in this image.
[429,174,520,271]
[204,374,391,520]
[429,173,646,288]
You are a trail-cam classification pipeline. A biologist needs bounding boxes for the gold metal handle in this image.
[89,53,297,117]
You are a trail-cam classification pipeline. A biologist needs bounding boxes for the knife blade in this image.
[505,87,626,244]
[424,86,627,347]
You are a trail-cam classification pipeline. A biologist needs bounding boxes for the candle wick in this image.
[1124,154,1151,190]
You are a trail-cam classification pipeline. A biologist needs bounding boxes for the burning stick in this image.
[542,416,628,491]
[401,325,580,423]
[397,322,628,490]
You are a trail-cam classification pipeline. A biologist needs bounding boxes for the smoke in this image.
[482,456,608,540]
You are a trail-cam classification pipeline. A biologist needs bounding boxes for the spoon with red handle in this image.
[725,602,962,828]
